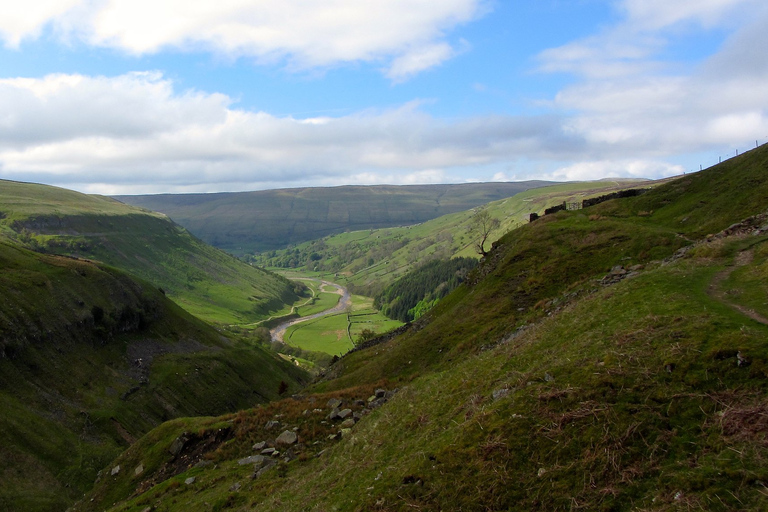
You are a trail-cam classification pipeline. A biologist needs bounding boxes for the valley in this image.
[2,146,768,511]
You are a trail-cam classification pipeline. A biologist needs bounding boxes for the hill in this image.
[75,144,768,511]
[252,179,651,296]
[114,182,555,254]
[0,240,309,511]
[0,180,301,325]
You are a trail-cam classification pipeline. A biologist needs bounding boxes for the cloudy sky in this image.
[1,0,767,194]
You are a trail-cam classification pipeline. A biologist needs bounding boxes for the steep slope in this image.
[115,182,555,254]
[73,145,768,512]
[0,240,309,511]
[0,180,301,324]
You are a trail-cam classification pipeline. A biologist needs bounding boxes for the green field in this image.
[284,294,402,355]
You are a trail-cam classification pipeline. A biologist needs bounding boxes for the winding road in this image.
[270,279,352,343]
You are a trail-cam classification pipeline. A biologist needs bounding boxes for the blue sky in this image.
[0,0,766,194]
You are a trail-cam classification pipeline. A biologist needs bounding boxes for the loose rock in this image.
[275,430,298,445]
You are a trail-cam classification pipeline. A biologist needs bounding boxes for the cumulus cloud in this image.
[0,72,587,192]
[1,0,487,80]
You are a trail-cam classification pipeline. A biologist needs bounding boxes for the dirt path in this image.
[707,249,768,326]
[270,279,352,343]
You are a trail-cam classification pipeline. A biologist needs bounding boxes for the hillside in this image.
[114,182,555,254]
[252,179,651,296]
[72,147,768,510]
[0,240,309,512]
[0,180,301,325]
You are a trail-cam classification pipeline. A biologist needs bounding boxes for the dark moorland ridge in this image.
[77,145,768,511]
[115,181,555,254]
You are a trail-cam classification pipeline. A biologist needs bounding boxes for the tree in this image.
[469,208,500,257]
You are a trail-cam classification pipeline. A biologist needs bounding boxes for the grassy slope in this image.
[256,179,652,295]
[78,145,768,511]
[115,182,556,254]
[0,241,309,511]
[0,180,300,324]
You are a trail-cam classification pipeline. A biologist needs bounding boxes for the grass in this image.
[253,178,654,295]
[115,182,557,254]
[72,145,768,511]
[0,236,310,511]
[0,179,301,327]
[283,294,402,356]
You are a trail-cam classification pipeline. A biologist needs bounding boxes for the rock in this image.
[537,468,546,477]
[252,441,266,451]
[340,418,355,429]
[252,459,276,479]
[367,395,377,403]
[194,460,213,469]
[328,407,342,420]
[610,266,627,275]
[737,351,751,367]
[353,411,365,421]
[340,428,353,437]
[185,477,195,485]
[140,507,152,512]
[134,464,144,476]
[110,465,120,476]
[169,434,188,456]
[261,447,276,456]
[275,430,298,445]
[230,482,241,492]
[544,373,555,383]
[328,433,339,440]
[271,450,281,458]
[239,455,266,466]
[265,420,280,430]
[375,389,386,398]
[492,388,510,400]
[355,400,366,407]
[337,408,353,419]
[327,398,343,409]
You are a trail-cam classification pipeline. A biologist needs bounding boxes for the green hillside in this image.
[253,178,651,296]
[76,145,768,511]
[0,180,301,325]
[0,240,309,511]
[114,182,555,254]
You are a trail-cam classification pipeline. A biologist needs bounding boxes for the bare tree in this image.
[469,208,500,257]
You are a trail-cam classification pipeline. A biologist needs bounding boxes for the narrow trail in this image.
[270,279,352,343]
[707,249,768,326]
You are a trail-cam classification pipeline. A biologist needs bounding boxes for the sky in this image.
[0,0,767,194]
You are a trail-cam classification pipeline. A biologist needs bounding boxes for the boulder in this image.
[185,477,196,485]
[265,420,280,430]
[338,408,353,419]
[168,434,188,456]
[327,398,343,409]
[340,418,355,429]
[238,455,266,466]
[252,441,266,451]
[275,430,298,445]
[110,465,120,476]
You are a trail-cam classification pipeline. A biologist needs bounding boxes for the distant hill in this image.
[78,145,768,511]
[0,239,308,511]
[0,180,301,325]
[114,182,555,254]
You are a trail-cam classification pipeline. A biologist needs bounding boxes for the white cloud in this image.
[0,0,487,80]
[0,72,578,192]
[544,159,685,182]
[386,42,456,82]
